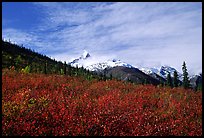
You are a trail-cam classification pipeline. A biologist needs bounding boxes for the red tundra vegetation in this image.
[2,69,202,136]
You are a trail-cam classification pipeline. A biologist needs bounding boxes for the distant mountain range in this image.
[69,50,202,88]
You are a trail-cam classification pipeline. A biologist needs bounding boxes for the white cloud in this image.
[2,28,59,54]
[3,2,202,75]
[2,28,39,49]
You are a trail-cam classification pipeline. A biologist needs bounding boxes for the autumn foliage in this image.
[2,69,202,136]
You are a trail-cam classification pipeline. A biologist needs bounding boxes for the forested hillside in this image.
[2,40,101,80]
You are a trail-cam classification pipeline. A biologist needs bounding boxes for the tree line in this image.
[2,40,107,81]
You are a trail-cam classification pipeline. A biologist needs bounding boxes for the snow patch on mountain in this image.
[86,59,135,72]
[139,65,183,81]
[69,50,135,71]
[81,50,90,59]
[139,67,160,75]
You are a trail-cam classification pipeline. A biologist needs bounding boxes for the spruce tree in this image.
[64,61,66,75]
[110,73,113,80]
[103,73,106,81]
[167,72,173,88]
[182,61,190,89]
[67,64,71,76]
[173,71,179,87]
[196,73,202,91]
[44,61,47,74]
[144,79,147,85]
[159,78,164,87]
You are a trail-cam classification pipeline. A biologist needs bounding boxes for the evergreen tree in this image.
[14,55,23,71]
[99,73,103,81]
[67,64,71,76]
[127,77,131,83]
[196,73,202,91]
[167,72,173,88]
[44,61,47,74]
[197,81,202,91]
[30,63,33,73]
[109,73,113,80]
[103,73,106,81]
[64,61,67,75]
[79,66,84,76]
[159,78,164,87]
[60,68,64,75]
[54,64,58,74]
[173,71,179,87]
[144,79,147,85]
[182,61,190,89]
[57,63,61,74]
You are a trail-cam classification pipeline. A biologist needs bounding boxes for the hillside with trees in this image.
[2,40,101,80]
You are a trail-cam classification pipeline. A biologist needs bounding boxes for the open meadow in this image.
[2,69,202,136]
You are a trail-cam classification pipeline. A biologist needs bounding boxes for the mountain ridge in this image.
[68,50,202,88]
[69,50,184,80]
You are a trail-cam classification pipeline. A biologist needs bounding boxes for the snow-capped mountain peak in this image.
[160,65,176,76]
[69,50,91,65]
[81,50,90,59]
[69,51,134,71]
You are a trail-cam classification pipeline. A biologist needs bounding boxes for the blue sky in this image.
[2,2,202,75]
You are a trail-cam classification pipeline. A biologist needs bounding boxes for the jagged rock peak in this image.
[81,50,91,59]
